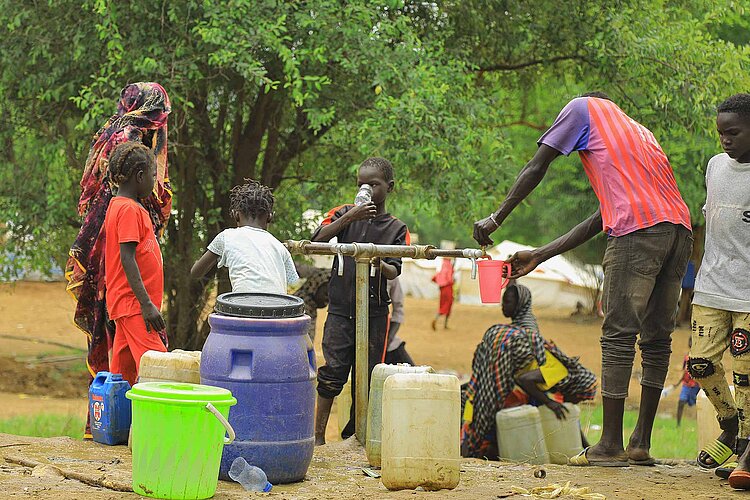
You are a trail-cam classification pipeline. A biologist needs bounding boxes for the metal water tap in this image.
[334,244,345,277]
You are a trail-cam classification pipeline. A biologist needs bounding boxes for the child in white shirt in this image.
[191,179,298,294]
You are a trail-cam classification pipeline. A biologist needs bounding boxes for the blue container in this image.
[89,371,131,445]
[201,293,314,484]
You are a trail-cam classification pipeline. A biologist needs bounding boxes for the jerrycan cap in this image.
[214,292,305,319]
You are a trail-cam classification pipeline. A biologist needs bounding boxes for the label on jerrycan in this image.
[91,394,104,430]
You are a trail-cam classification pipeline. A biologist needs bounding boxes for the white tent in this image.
[399,240,602,311]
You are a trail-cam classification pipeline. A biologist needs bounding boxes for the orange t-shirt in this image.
[104,197,163,320]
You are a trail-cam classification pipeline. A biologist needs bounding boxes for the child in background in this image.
[685,94,750,489]
[104,142,168,387]
[312,157,409,445]
[384,277,415,365]
[663,339,700,427]
[191,179,299,293]
[431,258,455,330]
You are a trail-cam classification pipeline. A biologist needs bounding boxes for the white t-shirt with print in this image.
[208,226,299,294]
[693,153,750,312]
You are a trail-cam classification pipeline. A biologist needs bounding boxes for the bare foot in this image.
[585,442,628,462]
[626,446,654,464]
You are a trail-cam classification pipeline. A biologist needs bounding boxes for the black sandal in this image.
[716,462,738,480]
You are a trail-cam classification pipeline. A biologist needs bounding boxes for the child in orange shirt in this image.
[104,142,167,387]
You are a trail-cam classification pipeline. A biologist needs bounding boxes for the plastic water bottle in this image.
[228,457,272,492]
[354,184,373,205]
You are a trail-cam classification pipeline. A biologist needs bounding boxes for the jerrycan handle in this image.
[205,403,235,445]
[91,371,110,389]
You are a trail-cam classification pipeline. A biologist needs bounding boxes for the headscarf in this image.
[461,283,596,458]
[65,83,171,436]
[509,282,538,334]
[78,82,172,230]
[293,268,331,341]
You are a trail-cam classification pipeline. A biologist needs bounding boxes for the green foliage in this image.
[0,413,84,439]
[1,0,749,344]
[582,404,697,459]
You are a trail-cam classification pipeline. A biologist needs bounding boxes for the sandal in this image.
[716,462,738,480]
[697,439,734,469]
[729,468,750,490]
[568,447,629,467]
[629,457,657,466]
[697,415,738,469]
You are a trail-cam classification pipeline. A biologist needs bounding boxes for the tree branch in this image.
[498,120,548,131]
[478,55,588,72]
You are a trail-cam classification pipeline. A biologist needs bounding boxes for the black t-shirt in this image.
[312,204,409,318]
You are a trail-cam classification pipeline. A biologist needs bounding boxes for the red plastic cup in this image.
[477,259,512,303]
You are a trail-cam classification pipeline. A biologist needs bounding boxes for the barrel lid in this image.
[127,382,235,404]
[214,292,305,318]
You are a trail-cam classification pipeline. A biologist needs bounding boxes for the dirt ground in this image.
[0,433,743,500]
[0,282,731,499]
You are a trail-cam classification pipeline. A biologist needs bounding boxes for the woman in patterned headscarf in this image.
[65,82,172,438]
[461,282,598,459]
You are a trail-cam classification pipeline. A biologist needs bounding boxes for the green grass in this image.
[580,405,697,459]
[0,413,84,439]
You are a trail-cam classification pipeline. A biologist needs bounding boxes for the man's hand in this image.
[346,202,377,222]
[141,301,166,333]
[509,250,542,279]
[473,215,499,246]
[546,400,569,420]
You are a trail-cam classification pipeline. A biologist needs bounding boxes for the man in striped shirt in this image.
[473,92,693,467]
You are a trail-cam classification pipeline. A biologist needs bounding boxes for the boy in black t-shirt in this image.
[312,157,409,445]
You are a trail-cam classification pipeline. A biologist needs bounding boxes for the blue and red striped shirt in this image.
[539,97,691,236]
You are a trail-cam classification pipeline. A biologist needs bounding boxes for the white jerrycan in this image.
[496,405,549,464]
[366,363,434,467]
[538,403,583,464]
[381,373,461,491]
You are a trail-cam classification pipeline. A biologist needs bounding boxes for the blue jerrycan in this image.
[89,371,131,445]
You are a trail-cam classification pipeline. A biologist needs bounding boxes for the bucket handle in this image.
[499,261,512,291]
[205,403,235,445]
[482,250,513,291]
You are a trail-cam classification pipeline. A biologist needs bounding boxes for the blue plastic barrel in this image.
[89,371,131,445]
[201,293,315,484]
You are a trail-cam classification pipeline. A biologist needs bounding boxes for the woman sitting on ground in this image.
[461,282,598,459]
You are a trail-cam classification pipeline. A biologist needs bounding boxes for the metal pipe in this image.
[355,258,370,443]
[285,240,485,260]
[284,239,487,441]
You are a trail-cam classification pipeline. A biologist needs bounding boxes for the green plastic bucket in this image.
[126,382,237,499]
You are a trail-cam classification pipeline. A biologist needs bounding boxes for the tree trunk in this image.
[164,106,207,350]
[162,84,333,347]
